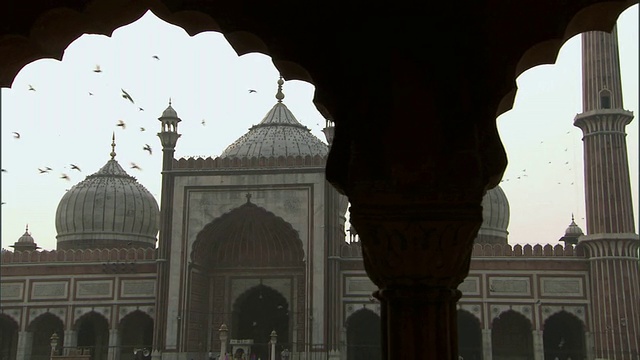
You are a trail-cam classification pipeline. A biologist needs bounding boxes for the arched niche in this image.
[492,310,534,360]
[457,310,482,360]
[346,308,381,360]
[543,311,586,360]
[27,312,64,360]
[74,312,110,360]
[0,314,19,360]
[231,285,290,360]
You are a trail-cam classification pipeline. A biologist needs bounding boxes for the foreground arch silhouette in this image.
[1,1,637,359]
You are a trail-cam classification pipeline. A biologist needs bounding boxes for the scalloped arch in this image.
[496,1,635,117]
[2,0,635,122]
[0,0,322,112]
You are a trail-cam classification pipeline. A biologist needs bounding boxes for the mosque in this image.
[1,27,638,360]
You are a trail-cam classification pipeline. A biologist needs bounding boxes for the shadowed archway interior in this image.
[27,313,64,360]
[232,285,289,360]
[75,312,109,360]
[346,309,381,360]
[457,310,482,360]
[543,311,586,360]
[0,315,19,360]
[119,311,154,359]
[492,310,534,360]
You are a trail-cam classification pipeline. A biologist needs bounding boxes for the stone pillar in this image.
[16,331,33,360]
[585,332,595,360]
[353,204,483,360]
[532,330,544,360]
[64,329,78,348]
[270,330,277,360]
[219,324,228,359]
[323,33,507,360]
[482,329,492,360]
[108,328,119,360]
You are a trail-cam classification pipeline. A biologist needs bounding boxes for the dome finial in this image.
[246,193,252,203]
[169,97,172,106]
[275,76,285,103]
[110,132,116,160]
[25,224,29,233]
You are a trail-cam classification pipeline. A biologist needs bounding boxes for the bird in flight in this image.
[28,84,36,91]
[201,119,206,126]
[60,173,70,181]
[143,144,152,155]
[93,65,102,73]
[1,169,7,173]
[130,162,142,170]
[12,132,20,139]
[88,91,94,96]
[152,55,160,60]
[121,89,135,104]
[138,107,144,112]
[70,164,81,172]
[248,89,257,93]
[140,127,146,132]
[38,168,50,174]
[117,120,126,129]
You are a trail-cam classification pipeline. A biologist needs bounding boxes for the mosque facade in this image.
[1,29,638,360]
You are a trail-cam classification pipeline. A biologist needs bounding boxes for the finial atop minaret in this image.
[110,132,116,160]
[275,76,285,103]
[169,97,172,106]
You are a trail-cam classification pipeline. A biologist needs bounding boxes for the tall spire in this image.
[110,132,116,160]
[574,27,635,235]
[581,27,625,112]
[275,76,285,103]
[574,27,639,359]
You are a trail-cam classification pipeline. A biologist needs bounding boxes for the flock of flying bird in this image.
[3,54,263,205]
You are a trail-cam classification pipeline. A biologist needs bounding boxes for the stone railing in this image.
[1,248,157,264]
[340,242,585,258]
[173,154,327,170]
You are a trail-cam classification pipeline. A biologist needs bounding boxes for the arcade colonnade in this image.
[0,310,153,360]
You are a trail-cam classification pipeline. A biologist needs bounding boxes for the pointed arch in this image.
[492,310,534,360]
[119,310,154,359]
[457,309,482,360]
[231,285,289,360]
[543,311,586,360]
[74,312,110,360]
[27,312,65,360]
[0,314,19,360]
[346,308,381,360]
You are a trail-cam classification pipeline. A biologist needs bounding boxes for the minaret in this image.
[153,99,182,358]
[574,27,639,360]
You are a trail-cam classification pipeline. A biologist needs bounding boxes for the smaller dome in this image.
[565,216,584,236]
[17,226,34,243]
[161,104,178,118]
[11,225,40,251]
[559,215,584,245]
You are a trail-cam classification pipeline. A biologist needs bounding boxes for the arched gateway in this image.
[188,198,306,355]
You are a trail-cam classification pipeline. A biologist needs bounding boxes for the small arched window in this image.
[599,89,612,109]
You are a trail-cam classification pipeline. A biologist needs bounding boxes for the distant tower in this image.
[153,99,182,356]
[574,27,639,359]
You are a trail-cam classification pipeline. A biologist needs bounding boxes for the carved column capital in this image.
[350,203,482,290]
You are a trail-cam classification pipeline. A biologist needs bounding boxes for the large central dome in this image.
[219,78,328,159]
[55,138,160,250]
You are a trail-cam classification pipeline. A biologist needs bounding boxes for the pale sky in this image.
[1,6,638,251]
